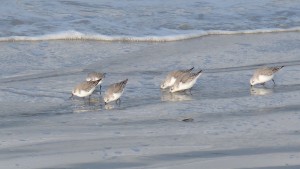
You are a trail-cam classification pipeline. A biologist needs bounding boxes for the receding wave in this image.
[1,27,300,42]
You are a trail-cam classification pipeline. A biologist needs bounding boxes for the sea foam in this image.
[1,27,300,42]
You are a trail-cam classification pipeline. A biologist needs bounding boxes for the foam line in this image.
[0,27,300,42]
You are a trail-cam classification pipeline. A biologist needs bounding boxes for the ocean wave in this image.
[1,27,300,42]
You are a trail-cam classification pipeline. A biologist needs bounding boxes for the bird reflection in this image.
[161,91,193,102]
[250,86,273,96]
[104,104,114,110]
[71,97,103,113]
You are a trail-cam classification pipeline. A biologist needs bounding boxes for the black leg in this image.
[115,99,121,106]
[69,94,74,100]
[99,85,102,95]
[272,79,276,85]
[189,88,192,95]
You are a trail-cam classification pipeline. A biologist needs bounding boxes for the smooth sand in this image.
[0,32,300,169]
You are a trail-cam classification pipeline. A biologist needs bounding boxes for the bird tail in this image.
[183,67,194,72]
[188,67,194,72]
[122,79,128,85]
[195,70,203,75]
[273,66,284,72]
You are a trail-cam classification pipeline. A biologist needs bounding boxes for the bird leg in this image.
[69,94,74,100]
[116,99,121,106]
[99,85,102,95]
[185,88,192,95]
[272,79,276,85]
[88,95,91,105]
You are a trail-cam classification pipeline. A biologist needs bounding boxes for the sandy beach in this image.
[0,31,300,169]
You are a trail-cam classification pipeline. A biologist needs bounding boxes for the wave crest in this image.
[1,27,300,42]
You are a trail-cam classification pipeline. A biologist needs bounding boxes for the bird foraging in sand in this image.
[70,79,101,100]
[103,79,128,105]
[170,70,203,93]
[161,67,194,89]
[250,66,284,86]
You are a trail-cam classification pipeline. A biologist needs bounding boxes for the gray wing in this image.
[171,67,194,78]
[76,81,98,91]
[256,66,283,76]
[107,79,128,93]
[181,67,194,73]
[178,73,194,83]
[86,72,105,81]
[179,70,202,83]
[171,71,186,78]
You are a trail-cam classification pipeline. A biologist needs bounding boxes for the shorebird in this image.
[103,79,128,105]
[161,67,194,89]
[170,70,203,93]
[86,72,106,94]
[70,79,101,100]
[250,66,284,86]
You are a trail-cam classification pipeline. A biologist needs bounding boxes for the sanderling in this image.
[86,72,106,94]
[103,79,128,105]
[250,66,284,86]
[70,79,101,100]
[161,67,194,89]
[170,70,203,93]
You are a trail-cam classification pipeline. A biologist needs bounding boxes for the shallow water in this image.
[0,32,300,168]
[1,0,300,41]
[1,1,300,168]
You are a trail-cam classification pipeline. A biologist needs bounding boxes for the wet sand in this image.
[0,32,300,169]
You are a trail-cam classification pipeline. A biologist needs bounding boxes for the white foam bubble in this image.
[1,27,300,42]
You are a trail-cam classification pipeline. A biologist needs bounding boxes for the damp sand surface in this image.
[0,32,300,169]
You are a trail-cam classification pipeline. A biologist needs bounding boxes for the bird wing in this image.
[179,70,202,83]
[76,81,97,91]
[87,72,104,81]
[108,79,128,93]
[257,67,282,76]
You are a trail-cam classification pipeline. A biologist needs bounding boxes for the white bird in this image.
[103,79,128,105]
[170,70,203,93]
[250,66,284,86]
[161,67,194,89]
[70,79,101,100]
